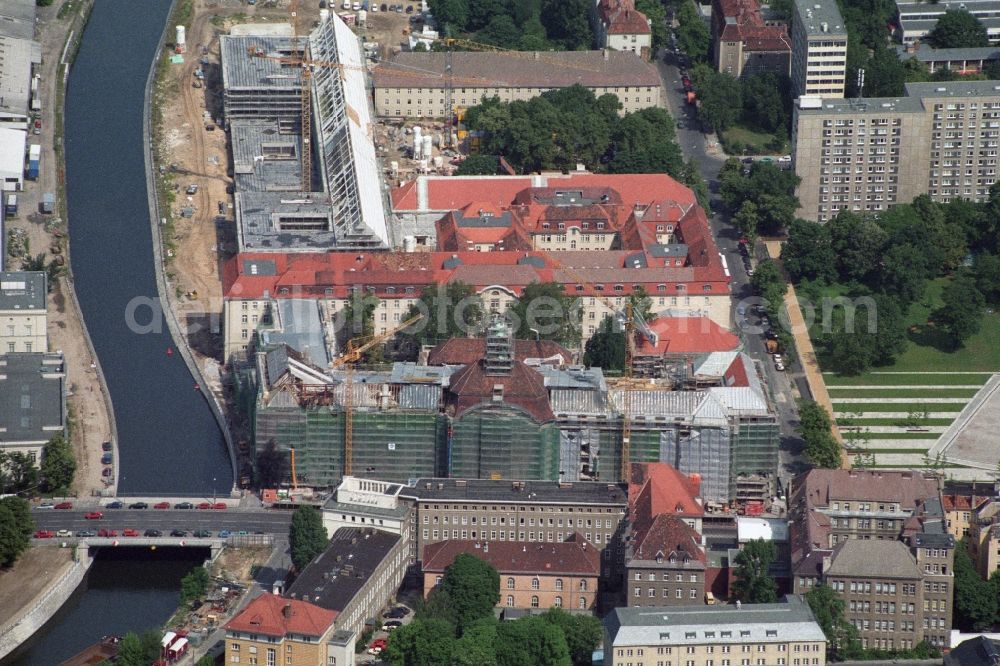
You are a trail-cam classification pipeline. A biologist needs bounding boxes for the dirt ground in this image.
[211,544,271,583]
[0,548,73,630]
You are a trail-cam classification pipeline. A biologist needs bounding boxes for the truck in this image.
[685,90,697,105]
[26,144,40,180]
[765,338,779,354]
[5,194,17,216]
[41,192,55,214]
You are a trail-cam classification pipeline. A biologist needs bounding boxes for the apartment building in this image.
[712,0,791,79]
[421,533,600,611]
[967,498,1000,579]
[224,593,350,666]
[897,0,1000,45]
[789,469,954,649]
[943,488,992,539]
[372,51,664,118]
[603,595,827,666]
[793,81,1000,221]
[401,478,628,574]
[595,0,653,58]
[790,0,847,98]
[0,271,46,353]
[0,351,65,463]
[284,527,408,640]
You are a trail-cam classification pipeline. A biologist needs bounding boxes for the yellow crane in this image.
[330,313,423,477]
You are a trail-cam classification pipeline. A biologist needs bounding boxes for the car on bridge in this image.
[196,502,212,510]
[153,502,170,510]
[76,530,96,537]
[170,529,188,537]
[55,502,73,510]
[218,530,232,538]
[37,502,54,509]
[56,530,72,538]
[98,529,118,537]
[175,502,194,510]
[128,502,148,510]
[144,529,163,537]
[84,511,103,520]
[214,503,228,510]
[123,529,140,537]
[193,530,212,538]
[34,530,54,538]
[105,501,124,509]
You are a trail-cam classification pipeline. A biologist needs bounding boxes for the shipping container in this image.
[5,194,17,216]
[27,160,39,180]
[41,193,55,214]
[29,144,41,161]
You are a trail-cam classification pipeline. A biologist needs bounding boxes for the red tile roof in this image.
[447,360,555,423]
[942,494,990,513]
[628,463,704,546]
[632,513,706,564]
[225,593,337,638]
[634,317,740,356]
[712,0,790,53]
[598,0,652,35]
[428,338,572,366]
[422,533,601,576]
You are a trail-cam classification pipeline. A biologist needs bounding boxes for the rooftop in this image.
[401,478,627,506]
[896,43,1000,63]
[285,527,401,613]
[0,36,41,118]
[0,0,35,41]
[630,514,706,566]
[372,50,661,90]
[929,375,1000,477]
[0,352,65,444]
[793,0,846,37]
[605,595,826,647]
[220,33,303,91]
[634,316,740,356]
[825,538,921,579]
[0,271,46,311]
[428,338,571,367]
[945,636,1000,666]
[422,533,601,576]
[225,593,336,638]
[0,128,27,178]
[230,120,305,193]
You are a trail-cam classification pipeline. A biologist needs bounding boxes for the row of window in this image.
[507,577,588,591]
[424,514,613,528]
[635,572,700,582]
[634,587,699,599]
[423,528,612,544]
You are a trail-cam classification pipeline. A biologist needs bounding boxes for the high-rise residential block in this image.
[790,0,847,98]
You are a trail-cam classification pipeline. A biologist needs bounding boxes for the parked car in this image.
[382,606,410,619]
[175,502,194,510]
[98,528,119,537]
[193,530,212,538]
[84,511,104,520]
[368,639,388,655]
[105,501,124,509]
[170,529,189,537]
[196,502,212,510]
[37,501,54,509]
[128,502,148,510]
[212,502,227,510]
[238,530,249,536]
[153,502,170,510]
[405,4,413,11]
[185,184,198,195]
[55,502,73,510]
[101,453,113,464]
[380,3,387,9]
[34,530,55,538]
[144,529,163,537]
[381,620,403,631]
[218,201,226,215]
[778,155,792,163]
[218,529,232,538]
[123,529,140,537]
[76,530,96,537]
[102,468,113,477]
[101,441,112,451]
[55,529,72,537]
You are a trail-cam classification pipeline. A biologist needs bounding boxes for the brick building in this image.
[712,0,791,78]
[421,533,601,611]
[595,0,653,58]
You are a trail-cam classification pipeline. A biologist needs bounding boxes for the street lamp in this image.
[212,477,217,505]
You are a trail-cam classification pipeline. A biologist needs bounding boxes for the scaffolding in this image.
[449,405,560,481]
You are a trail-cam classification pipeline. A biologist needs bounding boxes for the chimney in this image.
[282,603,293,618]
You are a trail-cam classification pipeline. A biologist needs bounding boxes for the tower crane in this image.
[329,313,423,477]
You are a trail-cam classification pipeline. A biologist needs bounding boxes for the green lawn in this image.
[823,373,993,386]
[858,432,943,440]
[855,448,936,454]
[834,402,966,413]
[838,417,955,426]
[720,124,787,156]
[827,388,981,399]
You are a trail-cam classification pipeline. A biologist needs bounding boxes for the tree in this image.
[750,260,787,317]
[933,272,985,347]
[804,585,861,660]
[540,0,593,50]
[675,1,710,62]
[863,46,906,97]
[879,243,930,306]
[827,330,875,376]
[973,252,1000,305]
[40,432,75,494]
[928,9,989,48]
[452,618,499,666]
[455,154,500,176]
[339,293,381,362]
[428,0,470,32]
[115,633,147,666]
[495,615,572,666]
[0,451,38,495]
[466,0,509,32]
[477,14,521,46]
[181,566,211,603]
[583,315,626,372]
[742,74,789,134]
[636,0,669,51]
[384,618,457,666]
[782,219,836,284]
[405,281,482,347]
[732,538,778,603]
[828,211,887,283]
[797,400,842,468]
[507,281,580,348]
[437,553,500,632]
[0,497,33,567]
[691,64,742,133]
[732,201,761,241]
[952,539,998,630]
[289,505,328,570]
[541,608,602,666]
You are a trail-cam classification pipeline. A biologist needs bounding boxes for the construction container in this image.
[41,192,55,214]
[5,193,17,216]
[27,144,40,180]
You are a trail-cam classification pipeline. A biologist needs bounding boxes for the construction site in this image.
[236,317,780,506]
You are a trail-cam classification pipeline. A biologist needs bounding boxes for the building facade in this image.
[372,51,664,118]
[421,534,600,611]
[793,81,1000,221]
[0,351,64,463]
[603,595,827,666]
[285,527,409,640]
[0,271,46,353]
[224,594,343,666]
[712,0,791,79]
[897,0,1000,45]
[967,499,1000,579]
[790,0,847,98]
[595,0,653,58]
[321,476,414,547]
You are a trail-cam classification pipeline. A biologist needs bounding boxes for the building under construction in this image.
[241,321,779,503]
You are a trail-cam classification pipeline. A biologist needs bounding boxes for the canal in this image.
[2,548,208,666]
[64,0,232,494]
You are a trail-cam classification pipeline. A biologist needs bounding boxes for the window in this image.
[531,595,539,608]
[580,580,588,591]
[507,578,515,589]
[506,595,514,607]
[555,579,563,591]
[555,596,563,607]
[531,578,540,590]
[579,596,587,609]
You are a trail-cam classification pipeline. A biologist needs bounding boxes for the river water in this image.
[64,0,232,495]
[2,548,208,666]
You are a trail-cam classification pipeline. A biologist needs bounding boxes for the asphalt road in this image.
[30,509,293,535]
[654,46,807,490]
